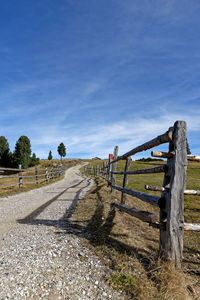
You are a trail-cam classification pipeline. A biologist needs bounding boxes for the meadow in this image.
[70,159,200,299]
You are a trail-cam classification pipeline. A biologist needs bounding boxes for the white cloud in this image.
[30,111,200,158]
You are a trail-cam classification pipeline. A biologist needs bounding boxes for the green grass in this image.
[76,159,200,299]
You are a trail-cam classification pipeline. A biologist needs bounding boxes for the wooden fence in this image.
[84,120,200,268]
[0,161,76,189]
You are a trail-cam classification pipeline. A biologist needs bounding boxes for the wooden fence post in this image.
[18,165,23,189]
[159,121,187,268]
[121,157,131,205]
[51,168,53,179]
[35,166,38,184]
[45,168,49,182]
[102,162,105,179]
[108,155,112,184]
[97,165,99,176]
[111,146,119,193]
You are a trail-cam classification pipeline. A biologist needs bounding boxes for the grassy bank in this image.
[68,159,200,299]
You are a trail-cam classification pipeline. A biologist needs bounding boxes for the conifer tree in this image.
[57,143,66,160]
[48,151,53,160]
[13,136,31,168]
[0,136,12,167]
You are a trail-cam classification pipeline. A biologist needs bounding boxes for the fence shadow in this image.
[18,175,157,273]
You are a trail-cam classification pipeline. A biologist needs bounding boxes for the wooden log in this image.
[0,175,18,179]
[151,151,173,159]
[111,146,119,192]
[112,185,159,206]
[187,154,200,162]
[0,167,29,172]
[112,202,157,223]
[145,185,165,192]
[184,223,200,231]
[113,165,166,175]
[22,175,38,179]
[0,183,17,187]
[152,152,200,162]
[159,121,187,268]
[184,189,200,195]
[121,157,131,205]
[145,185,200,196]
[110,127,173,163]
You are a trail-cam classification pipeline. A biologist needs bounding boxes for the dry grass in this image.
[66,159,200,299]
[0,159,78,198]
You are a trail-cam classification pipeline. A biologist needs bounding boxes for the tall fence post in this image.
[121,157,131,205]
[108,154,112,184]
[18,164,23,189]
[45,168,49,182]
[159,121,187,268]
[96,165,99,176]
[35,166,38,184]
[102,162,105,179]
[111,146,119,193]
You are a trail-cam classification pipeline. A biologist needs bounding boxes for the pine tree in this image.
[0,136,12,167]
[57,143,66,160]
[13,136,31,168]
[48,151,53,160]
[29,153,40,167]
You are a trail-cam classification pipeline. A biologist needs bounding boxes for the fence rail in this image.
[0,161,78,189]
[84,120,200,268]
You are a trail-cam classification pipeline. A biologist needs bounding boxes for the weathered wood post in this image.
[51,168,53,179]
[107,155,112,184]
[159,121,187,268]
[18,165,23,189]
[111,146,119,193]
[102,162,105,179]
[35,166,38,184]
[121,157,131,205]
[45,168,49,182]
[97,165,99,176]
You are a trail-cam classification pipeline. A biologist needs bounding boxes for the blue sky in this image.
[0,0,200,159]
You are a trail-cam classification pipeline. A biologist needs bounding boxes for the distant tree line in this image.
[0,136,40,169]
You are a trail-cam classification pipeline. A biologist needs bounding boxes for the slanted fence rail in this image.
[84,120,200,268]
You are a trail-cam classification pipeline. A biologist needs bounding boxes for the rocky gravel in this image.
[0,164,125,299]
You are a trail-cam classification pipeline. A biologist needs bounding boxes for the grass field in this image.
[69,159,200,299]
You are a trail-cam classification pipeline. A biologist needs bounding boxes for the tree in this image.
[48,151,53,160]
[186,139,191,155]
[57,143,66,160]
[13,136,31,168]
[0,136,12,167]
[29,153,40,167]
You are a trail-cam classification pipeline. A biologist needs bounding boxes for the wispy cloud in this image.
[0,1,200,159]
[30,109,200,159]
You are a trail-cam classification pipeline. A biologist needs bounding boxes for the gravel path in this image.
[0,164,124,300]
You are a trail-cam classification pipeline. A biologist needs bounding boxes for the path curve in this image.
[0,163,92,239]
[0,163,124,299]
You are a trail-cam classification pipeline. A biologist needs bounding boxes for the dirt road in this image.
[0,163,93,240]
